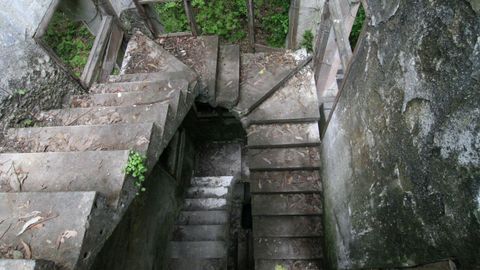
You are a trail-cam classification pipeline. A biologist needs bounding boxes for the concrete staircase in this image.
[168,176,233,270]
[0,29,324,269]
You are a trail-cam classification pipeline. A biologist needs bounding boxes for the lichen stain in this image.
[403,98,434,150]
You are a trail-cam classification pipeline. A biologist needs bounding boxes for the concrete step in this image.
[248,147,321,171]
[216,44,240,109]
[253,216,323,237]
[167,258,226,270]
[250,170,322,193]
[254,238,323,260]
[36,103,175,145]
[186,186,228,198]
[0,192,109,269]
[120,31,195,77]
[169,241,227,259]
[172,225,227,241]
[0,123,160,157]
[191,176,234,188]
[233,51,310,117]
[252,194,322,215]
[176,211,229,225]
[0,259,56,270]
[184,198,228,211]
[255,259,323,270]
[158,35,219,105]
[0,150,130,207]
[244,65,320,126]
[247,123,321,148]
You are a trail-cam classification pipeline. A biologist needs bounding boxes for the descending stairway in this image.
[0,29,324,269]
[168,176,233,270]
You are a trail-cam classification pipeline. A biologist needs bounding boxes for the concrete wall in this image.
[0,0,84,130]
[321,0,480,269]
[287,0,325,49]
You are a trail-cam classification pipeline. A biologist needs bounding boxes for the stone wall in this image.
[0,0,84,130]
[321,0,480,269]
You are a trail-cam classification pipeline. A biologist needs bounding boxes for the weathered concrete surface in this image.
[252,194,322,215]
[256,259,322,270]
[254,238,323,259]
[250,170,322,193]
[321,1,480,269]
[247,123,321,148]
[195,143,242,177]
[287,0,325,49]
[0,0,84,130]
[249,147,321,170]
[253,216,323,237]
[0,260,56,270]
[216,45,240,109]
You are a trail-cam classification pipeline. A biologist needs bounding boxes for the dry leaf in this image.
[17,216,42,236]
[20,239,31,259]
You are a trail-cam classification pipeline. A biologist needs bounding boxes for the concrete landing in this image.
[216,45,240,109]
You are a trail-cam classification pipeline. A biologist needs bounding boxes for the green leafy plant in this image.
[19,119,34,128]
[43,11,94,77]
[300,30,314,53]
[275,265,287,270]
[349,5,366,48]
[123,151,148,195]
[257,0,290,47]
[14,89,28,96]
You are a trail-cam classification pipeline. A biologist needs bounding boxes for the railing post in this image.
[328,0,353,70]
[247,0,256,52]
[183,0,199,36]
[132,0,158,37]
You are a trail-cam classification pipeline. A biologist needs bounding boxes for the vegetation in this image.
[43,11,95,77]
[124,151,148,195]
[155,0,289,47]
[300,30,314,53]
[349,5,366,48]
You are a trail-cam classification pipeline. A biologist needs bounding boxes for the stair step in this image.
[169,241,227,259]
[120,31,195,76]
[247,123,320,148]
[167,258,226,270]
[73,80,187,109]
[158,35,219,105]
[233,51,309,117]
[254,238,323,260]
[172,225,227,241]
[250,170,322,193]
[244,65,320,126]
[248,147,321,170]
[186,187,228,198]
[91,80,178,94]
[0,259,56,270]
[253,216,323,237]
[216,44,240,109]
[36,103,174,144]
[191,176,234,187]
[0,192,105,269]
[184,198,228,211]
[0,123,160,156]
[0,150,130,207]
[252,194,322,215]
[255,259,323,270]
[177,211,229,225]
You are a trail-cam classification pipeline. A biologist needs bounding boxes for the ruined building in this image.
[0,0,478,269]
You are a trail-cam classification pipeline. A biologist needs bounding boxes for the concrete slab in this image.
[255,259,323,270]
[0,151,129,206]
[176,211,229,225]
[253,216,323,237]
[233,51,307,116]
[216,45,240,109]
[253,238,323,259]
[0,260,56,270]
[248,147,321,170]
[184,198,228,211]
[246,65,320,125]
[186,187,228,199]
[250,170,322,193]
[191,176,234,188]
[172,225,227,241]
[157,35,219,104]
[169,241,226,259]
[0,192,98,269]
[252,194,322,215]
[247,123,321,148]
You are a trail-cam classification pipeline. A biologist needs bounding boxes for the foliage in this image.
[349,5,366,48]
[155,0,289,46]
[300,30,314,53]
[257,0,290,47]
[19,119,34,128]
[13,89,28,96]
[275,265,287,270]
[43,12,94,77]
[123,151,148,195]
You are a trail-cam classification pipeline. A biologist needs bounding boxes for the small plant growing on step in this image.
[124,151,148,195]
[300,30,314,53]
